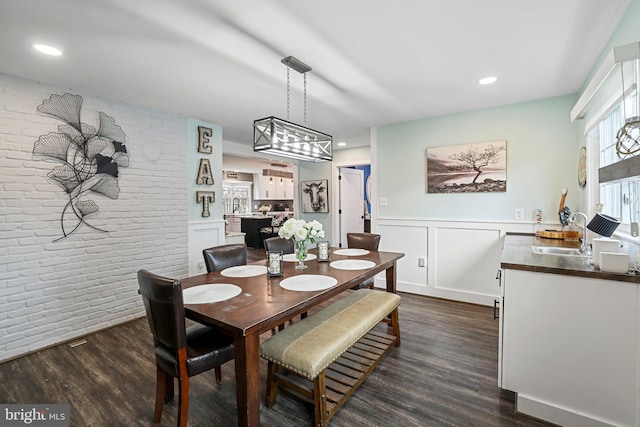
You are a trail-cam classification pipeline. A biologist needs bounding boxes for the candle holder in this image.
[317,241,330,262]
[267,251,283,277]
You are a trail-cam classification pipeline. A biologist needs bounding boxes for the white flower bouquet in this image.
[278,219,324,243]
[278,219,325,269]
[258,205,271,215]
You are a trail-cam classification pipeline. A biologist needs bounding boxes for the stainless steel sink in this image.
[531,246,589,257]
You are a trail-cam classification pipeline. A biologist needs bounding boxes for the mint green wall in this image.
[580,0,638,96]
[573,0,639,212]
[334,146,371,163]
[377,94,580,222]
[187,118,223,221]
[299,146,372,243]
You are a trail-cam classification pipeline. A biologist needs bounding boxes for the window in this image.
[589,99,640,235]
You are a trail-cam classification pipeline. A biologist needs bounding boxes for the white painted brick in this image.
[0,74,190,362]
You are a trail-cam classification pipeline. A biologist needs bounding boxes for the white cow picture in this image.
[301,180,328,213]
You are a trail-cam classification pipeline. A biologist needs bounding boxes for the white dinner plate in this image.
[333,248,369,256]
[279,275,338,292]
[282,253,317,262]
[183,284,242,304]
[329,260,376,270]
[220,265,267,278]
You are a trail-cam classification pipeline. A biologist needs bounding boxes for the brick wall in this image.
[0,74,188,362]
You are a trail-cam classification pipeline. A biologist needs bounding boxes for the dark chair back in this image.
[347,233,381,251]
[137,269,235,426]
[137,270,186,360]
[264,237,295,254]
[202,243,247,272]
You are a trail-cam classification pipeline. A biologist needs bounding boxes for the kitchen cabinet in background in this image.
[253,174,294,200]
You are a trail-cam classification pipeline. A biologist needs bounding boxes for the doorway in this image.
[333,162,371,247]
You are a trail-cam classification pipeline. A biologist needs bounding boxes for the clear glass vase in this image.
[295,239,308,270]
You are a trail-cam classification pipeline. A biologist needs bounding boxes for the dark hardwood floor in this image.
[0,251,555,426]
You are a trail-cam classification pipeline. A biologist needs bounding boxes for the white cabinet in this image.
[253,174,274,200]
[500,268,639,427]
[225,215,242,233]
[275,177,294,199]
[253,174,294,200]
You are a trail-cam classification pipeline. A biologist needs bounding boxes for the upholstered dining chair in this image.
[347,232,381,289]
[137,269,235,427]
[347,232,381,251]
[263,236,295,254]
[202,243,247,272]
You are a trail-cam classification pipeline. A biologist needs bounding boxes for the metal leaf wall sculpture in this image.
[33,93,129,242]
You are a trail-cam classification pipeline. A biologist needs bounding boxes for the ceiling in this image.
[0,0,631,151]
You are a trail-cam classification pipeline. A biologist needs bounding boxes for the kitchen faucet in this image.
[570,212,590,255]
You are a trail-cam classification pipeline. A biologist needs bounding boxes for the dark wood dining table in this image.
[181,248,405,427]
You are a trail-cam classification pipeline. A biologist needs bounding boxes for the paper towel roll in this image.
[591,238,620,267]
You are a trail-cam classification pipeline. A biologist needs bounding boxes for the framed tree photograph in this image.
[301,179,329,213]
[426,140,507,193]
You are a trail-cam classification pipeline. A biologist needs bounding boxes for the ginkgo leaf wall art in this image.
[32,93,129,242]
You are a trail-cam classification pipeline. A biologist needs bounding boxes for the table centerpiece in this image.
[278,218,325,269]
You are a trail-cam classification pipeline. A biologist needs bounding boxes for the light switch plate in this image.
[515,208,525,220]
[379,197,388,207]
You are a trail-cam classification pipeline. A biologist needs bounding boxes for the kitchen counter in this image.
[499,233,640,426]
[501,233,640,283]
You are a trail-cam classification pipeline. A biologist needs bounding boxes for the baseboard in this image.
[516,394,619,427]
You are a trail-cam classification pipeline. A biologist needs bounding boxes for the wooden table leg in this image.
[234,332,260,427]
[385,261,397,293]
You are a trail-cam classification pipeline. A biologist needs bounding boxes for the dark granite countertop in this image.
[501,233,640,283]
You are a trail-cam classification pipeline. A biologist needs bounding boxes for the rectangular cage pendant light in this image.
[253,116,332,162]
[253,56,332,162]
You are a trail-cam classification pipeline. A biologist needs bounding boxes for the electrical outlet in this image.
[418,257,425,267]
[514,208,525,220]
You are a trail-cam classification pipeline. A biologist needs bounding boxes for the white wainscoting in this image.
[188,220,225,275]
[376,218,532,306]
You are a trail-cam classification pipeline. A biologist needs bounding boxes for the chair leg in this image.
[153,365,167,427]
[164,374,174,402]
[215,366,222,385]
[177,375,190,427]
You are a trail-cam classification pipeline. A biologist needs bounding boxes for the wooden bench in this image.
[260,289,401,427]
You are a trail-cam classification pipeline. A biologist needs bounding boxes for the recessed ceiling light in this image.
[337,142,347,147]
[478,76,497,85]
[32,44,63,56]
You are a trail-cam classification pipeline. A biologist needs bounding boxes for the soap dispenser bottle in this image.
[534,209,543,236]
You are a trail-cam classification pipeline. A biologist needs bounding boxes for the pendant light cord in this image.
[286,67,290,121]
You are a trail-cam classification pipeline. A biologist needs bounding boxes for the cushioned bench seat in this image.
[260,289,401,426]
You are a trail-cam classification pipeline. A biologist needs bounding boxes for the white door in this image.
[339,167,364,247]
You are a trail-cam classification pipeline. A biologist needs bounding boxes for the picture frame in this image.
[426,140,507,193]
[301,179,329,213]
